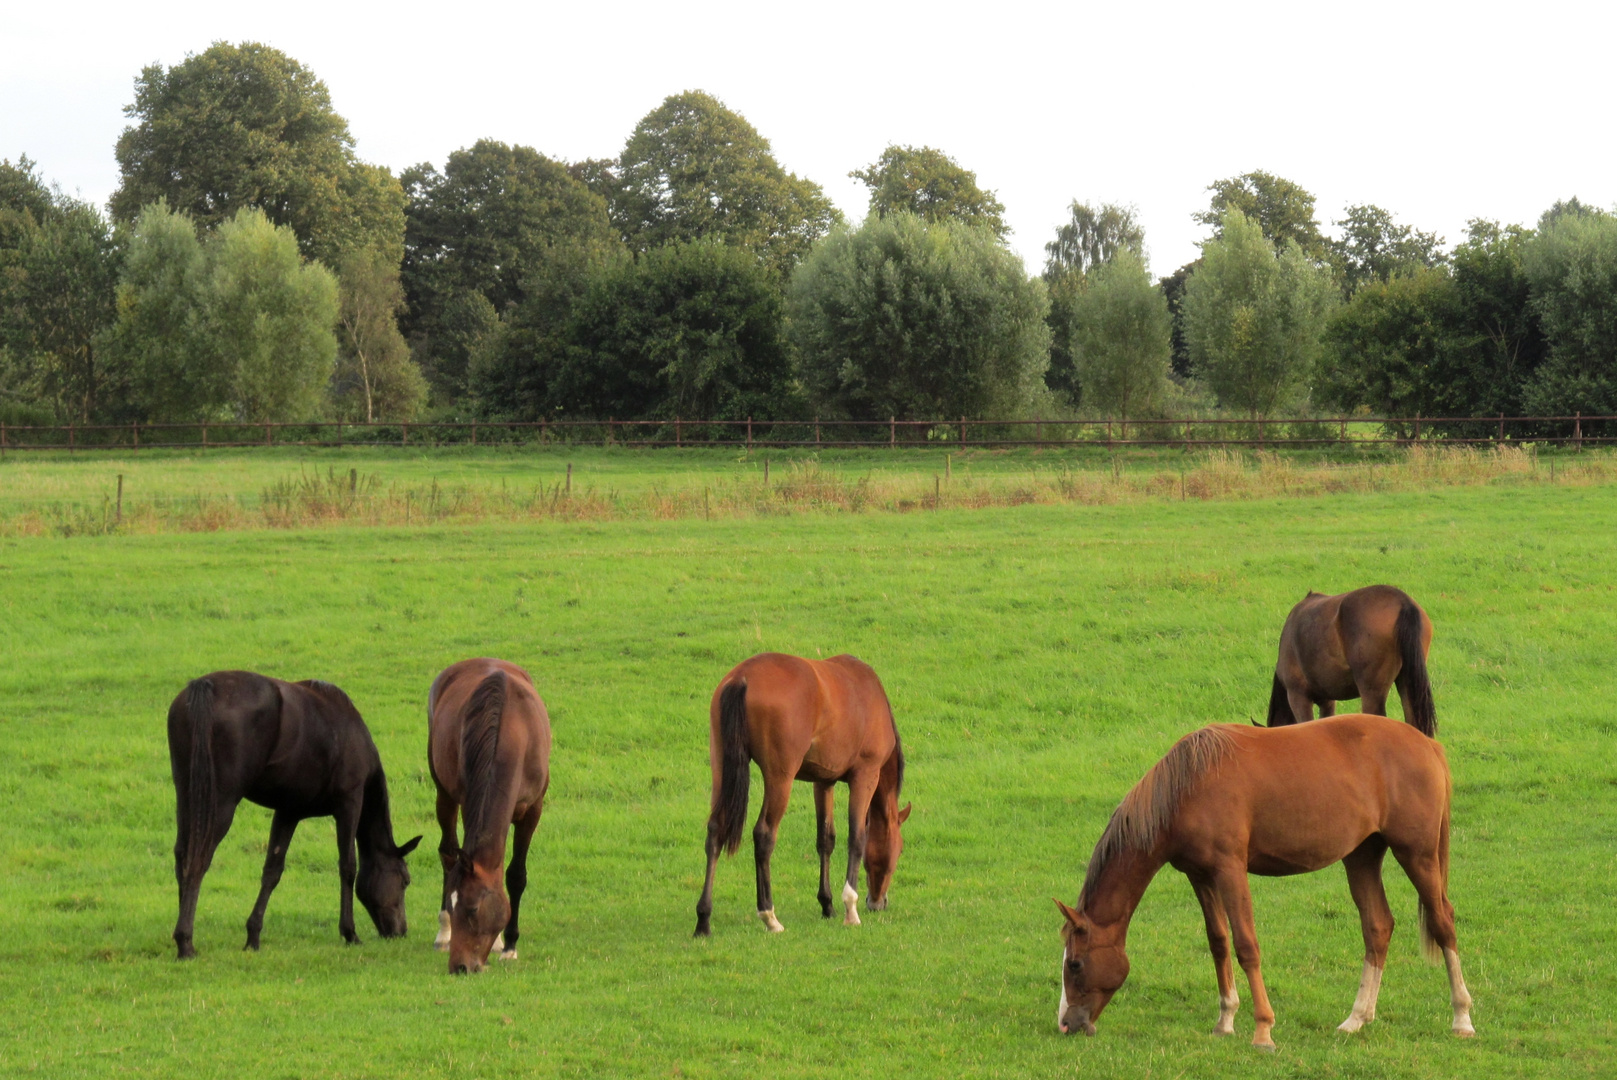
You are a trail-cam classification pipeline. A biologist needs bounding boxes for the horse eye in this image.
[1066,959,1084,974]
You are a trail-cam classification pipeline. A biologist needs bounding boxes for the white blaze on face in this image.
[1058,947,1070,1030]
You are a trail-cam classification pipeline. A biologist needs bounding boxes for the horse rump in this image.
[1395,601,1437,737]
[712,679,750,856]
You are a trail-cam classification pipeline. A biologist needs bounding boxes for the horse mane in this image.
[1080,726,1237,908]
[891,718,905,798]
[459,672,507,855]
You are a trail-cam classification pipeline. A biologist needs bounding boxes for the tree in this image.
[1159,261,1198,378]
[1522,206,1617,416]
[1067,249,1172,429]
[1330,205,1445,295]
[0,160,120,421]
[1182,209,1337,418]
[1043,202,1143,280]
[401,140,618,399]
[1195,171,1327,258]
[1447,220,1545,413]
[788,213,1050,420]
[335,246,426,422]
[203,208,339,421]
[1317,268,1461,423]
[613,91,839,281]
[110,42,404,267]
[538,241,791,420]
[851,145,1009,239]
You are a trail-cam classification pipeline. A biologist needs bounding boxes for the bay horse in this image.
[1054,714,1474,1048]
[694,652,910,937]
[427,658,551,974]
[167,671,422,959]
[1268,585,1436,735]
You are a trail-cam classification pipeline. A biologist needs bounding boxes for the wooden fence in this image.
[0,414,1611,452]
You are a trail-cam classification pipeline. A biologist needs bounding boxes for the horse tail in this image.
[1266,672,1293,727]
[1418,772,1452,964]
[181,677,217,879]
[712,678,751,857]
[1396,600,1437,737]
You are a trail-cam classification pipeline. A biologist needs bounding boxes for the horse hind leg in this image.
[813,782,836,919]
[1285,689,1314,725]
[1191,879,1238,1036]
[753,775,791,932]
[173,797,239,960]
[1393,846,1475,1036]
[1338,838,1392,1033]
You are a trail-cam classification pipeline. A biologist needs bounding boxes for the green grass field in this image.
[1,459,1613,1078]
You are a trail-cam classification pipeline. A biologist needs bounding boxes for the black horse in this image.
[167,671,422,958]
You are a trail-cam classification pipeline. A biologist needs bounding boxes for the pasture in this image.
[0,452,1613,1078]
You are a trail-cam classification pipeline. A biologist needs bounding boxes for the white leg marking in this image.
[493,931,517,960]
[758,909,785,933]
[841,882,860,926]
[1214,988,1239,1036]
[434,909,452,951]
[1338,960,1383,1032]
[1443,947,1475,1036]
[492,931,505,954]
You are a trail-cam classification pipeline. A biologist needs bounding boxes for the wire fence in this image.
[1,413,1614,452]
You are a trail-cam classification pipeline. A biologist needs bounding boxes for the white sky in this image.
[4,0,1613,276]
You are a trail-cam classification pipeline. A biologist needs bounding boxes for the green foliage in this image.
[1043,201,1143,280]
[1521,206,1617,416]
[1330,204,1446,295]
[0,161,120,422]
[851,145,1008,239]
[335,246,426,423]
[1043,271,1087,405]
[1183,210,1337,418]
[1449,220,1546,409]
[401,140,619,400]
[1195,171,1327,259]
[1158,262,1197,379]
[613,91,839,281]
[1318,268,1460,423]
[788,213,1050,420]
[110,41,404,267]
[1067,249,1172,424]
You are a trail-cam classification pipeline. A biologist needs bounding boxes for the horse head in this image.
[448,855,509,974]
[356,834,421,938]
[863,799,912,911]
[1054,899,1130,1035]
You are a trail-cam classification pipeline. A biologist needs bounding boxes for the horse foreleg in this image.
[1358,682,1390,717]
[814,782,836,918]
[1191,879,1238,1035]
[1285,689,1314,725]
[752,776,791,932]
[841,770,879,927]
[1318,699,1337,718]
[434,789,459,950]
[173,797,238,960]
[1338,839,1392,1033]
[334,800,361,944]
[244,810,299,951]
[499,803,542,960]
[1216,871,1276,1049]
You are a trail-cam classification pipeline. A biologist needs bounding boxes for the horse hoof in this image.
[1252,1040,1276,1051]
[499,948,518,961]
[1453,1025,1476,1038]
[1338,1017,1365,1033]
[758,909,785,933]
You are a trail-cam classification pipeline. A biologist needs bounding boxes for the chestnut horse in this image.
[1055,714,1474,1048]
[1268,585,1436,735]
[167,671,422,958]
[694,653,910,936]
[427,659,551,974]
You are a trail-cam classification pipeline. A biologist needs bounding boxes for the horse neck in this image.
[1082,845,1165,934]
[356,767,395,857]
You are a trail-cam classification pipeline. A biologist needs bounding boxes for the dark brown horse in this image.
[167,671,422,959]
[1054,714,1474,1048]
[427,658,551,974]
[1268,585,1436,735]
[694,653,910,937]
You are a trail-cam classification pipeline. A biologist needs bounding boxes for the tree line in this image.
[3,42,1614,432]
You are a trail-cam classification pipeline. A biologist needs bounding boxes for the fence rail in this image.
[0,414,1612,452]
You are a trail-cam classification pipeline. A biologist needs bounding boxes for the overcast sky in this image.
[4,0,1613,275]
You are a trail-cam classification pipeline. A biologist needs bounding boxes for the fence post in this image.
[676,416,682,446]
[1413,413,1420,442]
[265,423,271,447]
[890,416,895,448]
[0,421,5,457]
[1498,413,1504,443]
[1340,417,1346,444]
[132,422,139,451]
[960,417,967,447]
[1106,418,1112,448]
[471,419,477,447]
[747,416,753,451]
[1035,414,1041,444]
[1575,411,1582,452]
[607,418,614,448]
[116,474,123,524]
[70,423,75,452]
[401,422,408,447]
[816,417,821,446]
[202,423,208,448]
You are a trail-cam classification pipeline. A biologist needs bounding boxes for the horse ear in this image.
[898,802,912,824]
[1053,898,1083,928]
[397,835,423,858]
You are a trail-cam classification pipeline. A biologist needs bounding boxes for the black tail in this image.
[713,679,751,856]
[1395,601,1437,737]
[181,678,217,879]
[1266,672,1294,727]
[460,672,507,853]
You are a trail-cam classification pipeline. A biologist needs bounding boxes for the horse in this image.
[166,671,422,959]
[694,652,910,937]
[1054,714,1474,1049]
[427,658,551,974]
[1267,585,1436,735]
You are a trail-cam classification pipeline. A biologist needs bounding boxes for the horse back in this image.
[718,653,895,780]
[428,658,551,810]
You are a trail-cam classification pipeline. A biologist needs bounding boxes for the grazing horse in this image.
[1268,585,1436,735]
[166,671,422,959]
[694,653,910,937]
[1054,714,1474,1048]
[427,658,551,974]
